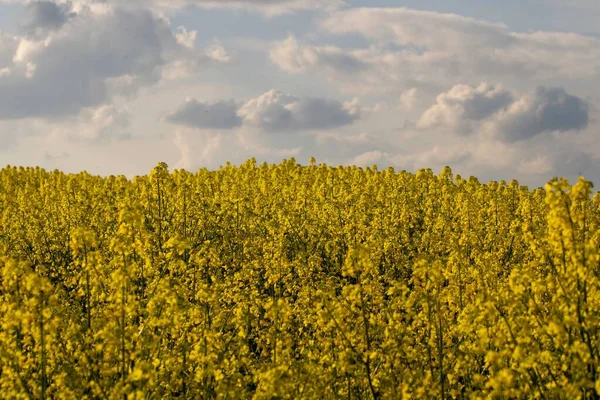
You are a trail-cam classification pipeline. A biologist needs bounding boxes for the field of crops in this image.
[1,158,599,399]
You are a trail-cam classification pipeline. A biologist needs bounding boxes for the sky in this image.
[0,0,599,187]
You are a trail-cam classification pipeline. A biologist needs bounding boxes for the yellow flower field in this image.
[1,159,599,399]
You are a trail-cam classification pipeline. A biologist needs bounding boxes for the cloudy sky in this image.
[0,0,599,187]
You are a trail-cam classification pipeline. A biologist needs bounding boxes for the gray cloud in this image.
[167,89,361,132]
[166,99,242,129]
[238,89,360,131]
[0,6,206,120]
[418,83,590,142]
[491,86,590,142]
[20,1,76,36]
[283,96,358,130]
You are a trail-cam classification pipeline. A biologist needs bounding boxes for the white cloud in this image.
[179,0,345,16]
[466,139,519,170]
[399,88,418,110]
[418,83,590,142]
[513,136,598,183]
[159,39,232,81]
[166,89,361,133]
[309,130,395,165]
[417,82,514,133]
[269,35,366,76]
[164,89,362,169]
[518,155,552,175]
[0,4,216,120]
[173,129,223,170]
[342,97,360,118]
[370,132,600,187]
[237,133,302,157]
[269,35,318,74]
[174,25,197,49]
[238,89,361,131]
[352,150,389,166]
[172,127,302,172]
[1,2,598,188]
[173,131,191,169]
[205,40,232,63]
[49,104,132,143]
[390,144,472,171]
[12,37,45,64]
[269,8,600,95]
[320,7,509,51]
[166,89,361,132]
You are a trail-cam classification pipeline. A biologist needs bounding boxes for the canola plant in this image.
[1,158,600,399]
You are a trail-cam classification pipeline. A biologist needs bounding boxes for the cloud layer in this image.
[1,0,346,15]
[50,103,132,143]
[269,8,600,95]
[489,86,590,142]
[417,83,514,134]
[166,89,361,132]
[0,1,598,188]
[418,83,590,142]
[0,3,220,120]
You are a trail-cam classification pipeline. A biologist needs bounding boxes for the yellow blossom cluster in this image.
[1,159,599,399]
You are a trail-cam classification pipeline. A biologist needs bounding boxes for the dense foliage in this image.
[1,158,600,399]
